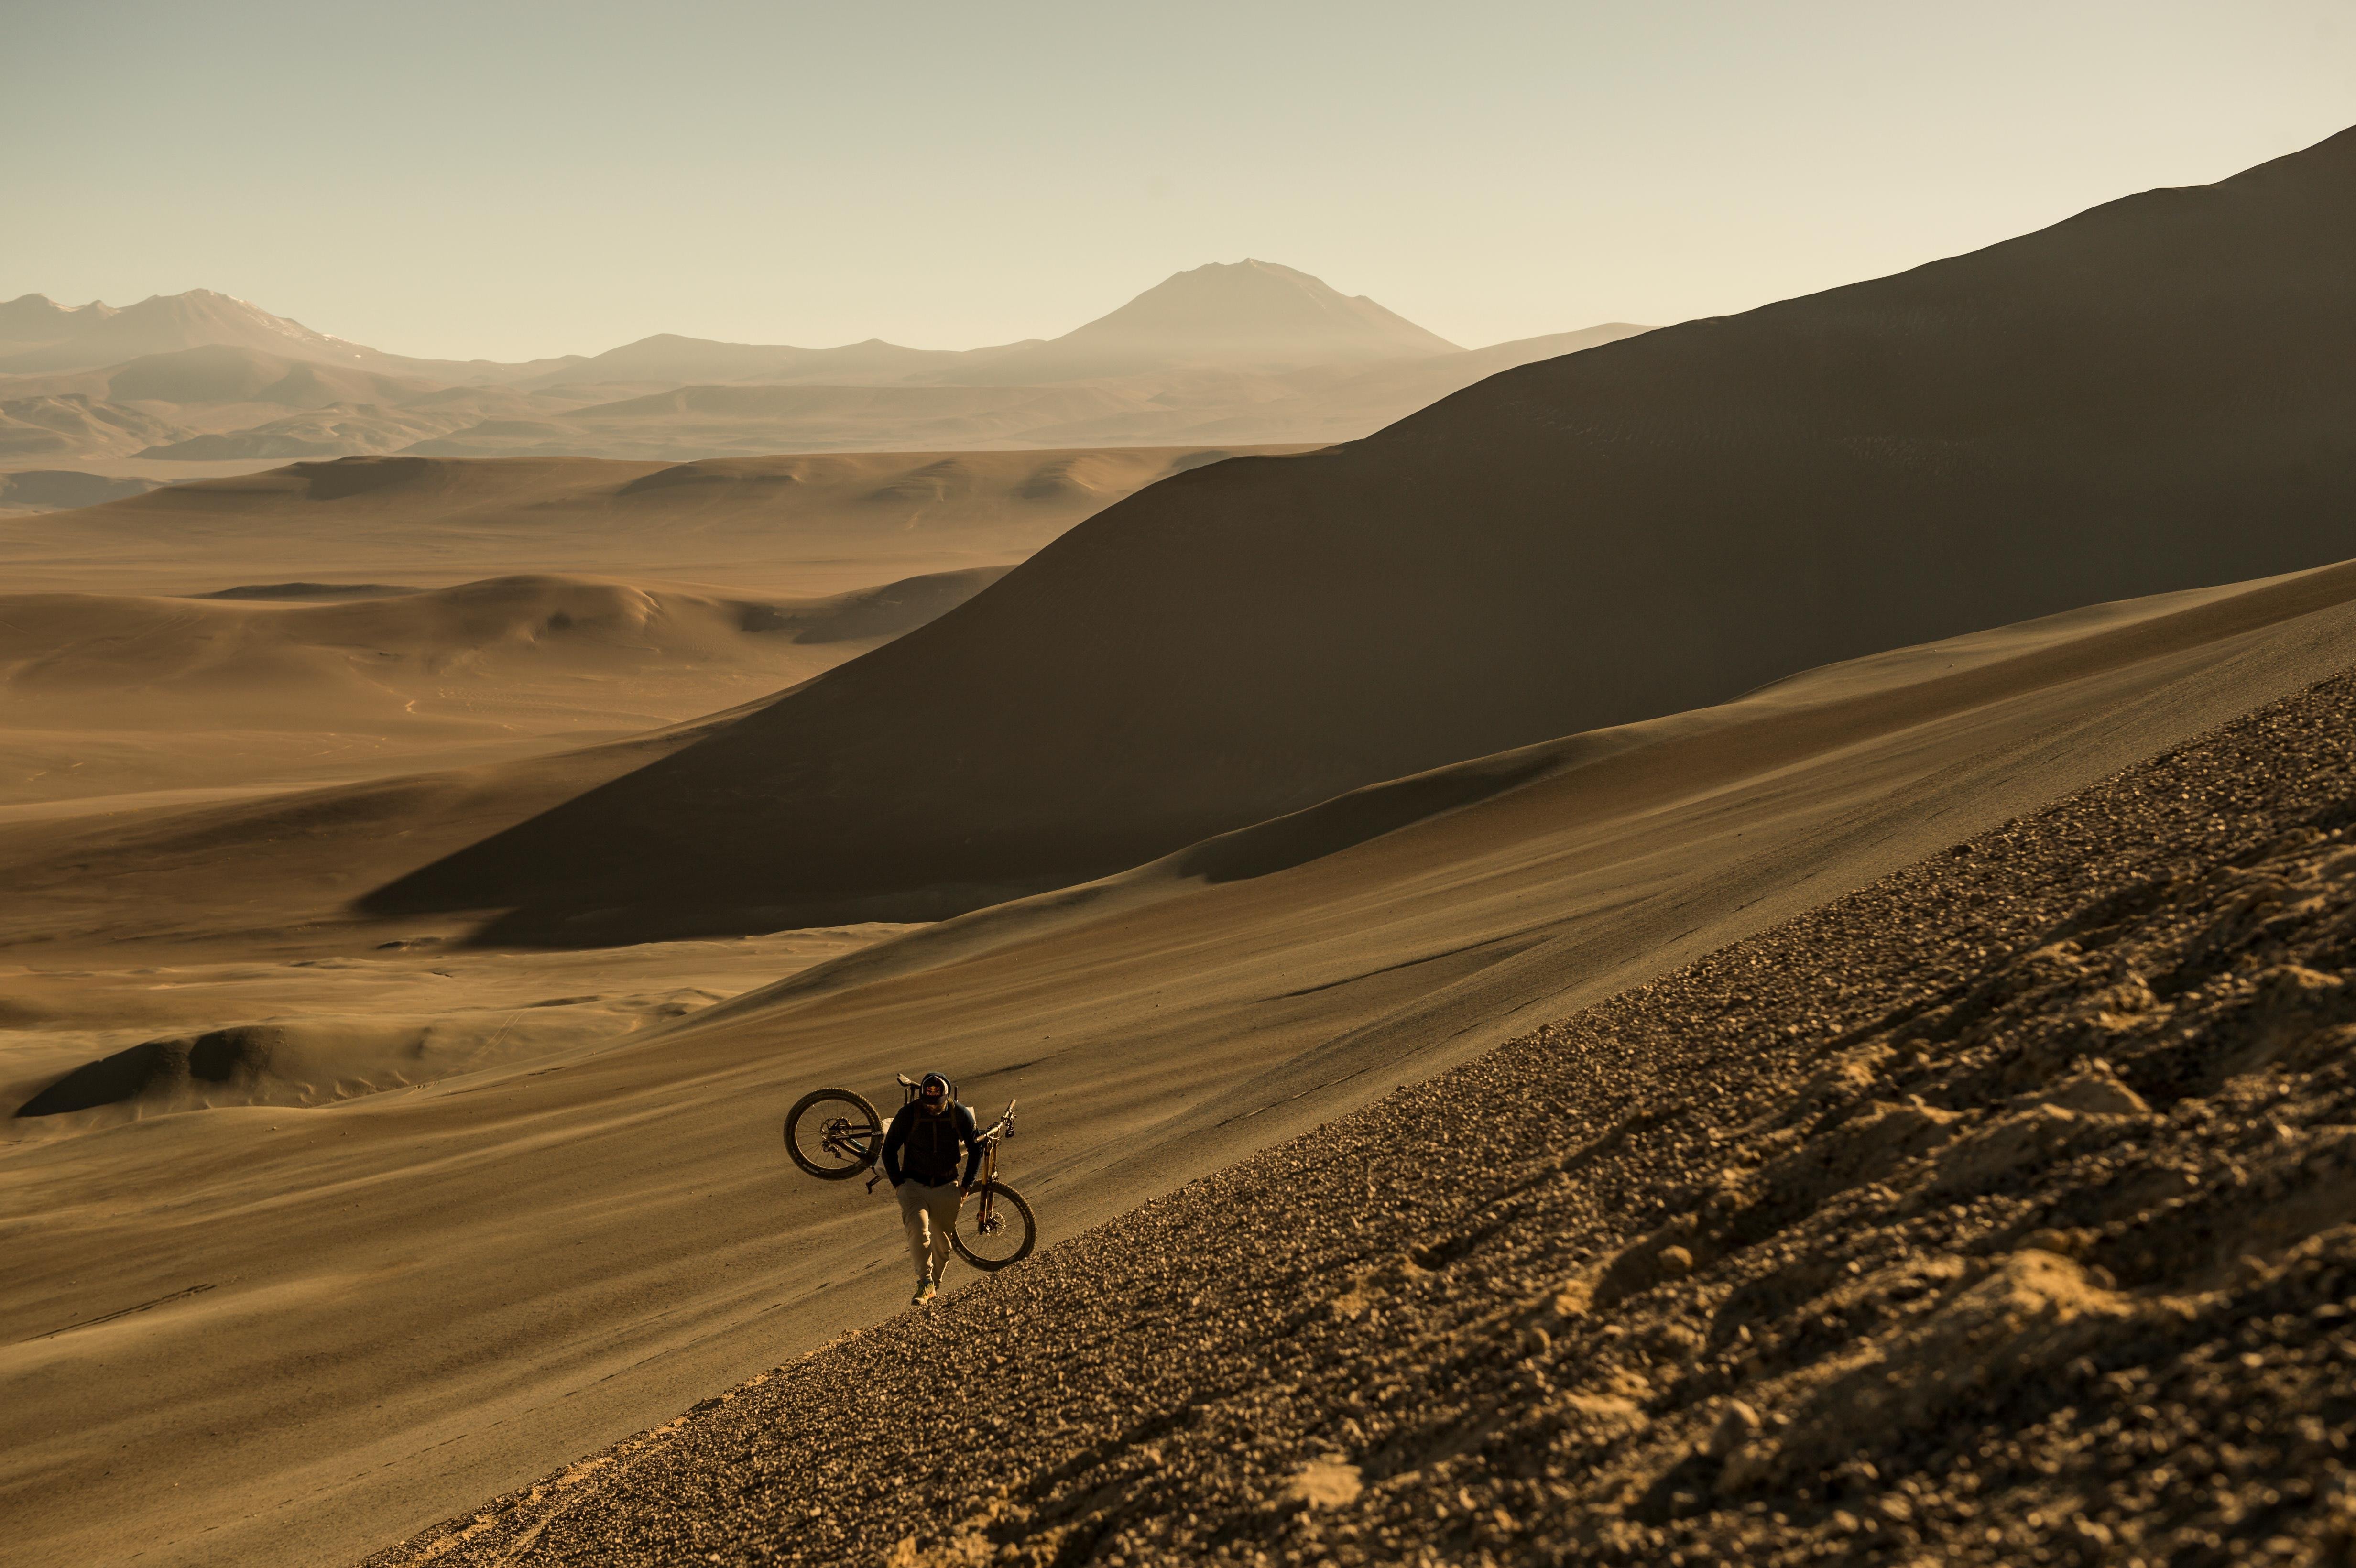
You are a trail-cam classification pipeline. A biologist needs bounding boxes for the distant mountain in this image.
[403,328,1656,460]
[0,394,191,460]
[51,344,443,408]
[0,290,388,375]
[138,406,462,461]
[0,290,561,383]
[554,263,1460,389]
[0,265,1462,390]
[546,334,983,389]
[0,268,1642,462]
[947,260,1462,382]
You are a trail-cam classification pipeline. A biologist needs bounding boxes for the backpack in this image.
[903,1103,964,1183]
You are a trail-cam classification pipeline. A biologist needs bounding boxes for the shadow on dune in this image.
[16,1026,283,1117]
[362,126,2356,947]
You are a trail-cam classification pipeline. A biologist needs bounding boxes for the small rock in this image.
[2021,1227,2088,1257]
[1284,1459,1363,1510]
[1658,1245,1694,1277]
[1705,1399,1762,1459]
[2039,1064,2150,1117]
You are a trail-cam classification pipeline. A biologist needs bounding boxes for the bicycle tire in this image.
[950,1180,1036,1271]
[784,1089,883,1180]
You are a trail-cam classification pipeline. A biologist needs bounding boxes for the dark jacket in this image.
[884,1100,982,1188]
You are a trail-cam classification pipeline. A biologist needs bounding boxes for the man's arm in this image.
[957,1104,983,1190]
[882,1106,910,1186]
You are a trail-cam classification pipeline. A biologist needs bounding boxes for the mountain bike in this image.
[783,1074,1036,1270]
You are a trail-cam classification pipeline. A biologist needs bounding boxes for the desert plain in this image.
[5,124,2356,1568]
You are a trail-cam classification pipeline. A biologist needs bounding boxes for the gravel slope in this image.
[371,671,2356,1567]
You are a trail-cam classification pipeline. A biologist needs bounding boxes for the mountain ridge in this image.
[0,263,1584,460]
[0,288,390,375]
[2,261,1469,385]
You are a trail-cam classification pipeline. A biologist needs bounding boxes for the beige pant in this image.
[897,1180,962,1285]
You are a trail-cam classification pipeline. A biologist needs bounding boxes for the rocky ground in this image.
[370,671,2356,1568]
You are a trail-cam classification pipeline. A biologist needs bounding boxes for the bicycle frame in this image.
[818,1117,880,1173]
[964,1110,1013,1223]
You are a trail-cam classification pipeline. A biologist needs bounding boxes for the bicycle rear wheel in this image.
[949,1180,1036,1271]
[783,1089,883,1180]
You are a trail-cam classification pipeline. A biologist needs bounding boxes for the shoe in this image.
[912,1281,938,1306]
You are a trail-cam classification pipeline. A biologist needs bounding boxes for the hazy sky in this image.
[7,0,2353,361]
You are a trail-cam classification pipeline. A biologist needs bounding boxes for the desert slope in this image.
[6,563,2356,1568]
[372,666,2356,1568]
[367,126,2356,944]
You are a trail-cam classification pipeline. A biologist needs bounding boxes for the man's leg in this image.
[922,1182,963,1284]
[896,1183,934,1292]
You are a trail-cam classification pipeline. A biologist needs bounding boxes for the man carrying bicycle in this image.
[883,1072,982,1305]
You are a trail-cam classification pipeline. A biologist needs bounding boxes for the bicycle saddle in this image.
[896,1073,919,1088]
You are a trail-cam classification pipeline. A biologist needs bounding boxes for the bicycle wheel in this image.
[949,1180,1036,1271]
[783,1089,883,1180]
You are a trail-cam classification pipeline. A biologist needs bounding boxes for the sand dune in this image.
[357,127,2356,946]
[0,568,1006,807]
[6,560,2356,1568]
[0,446,1276,598]
[0,468,159,513]
[0,925,913,1140]
[0,433,1286,828]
